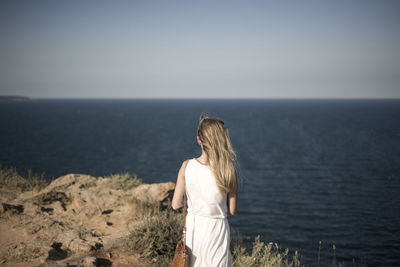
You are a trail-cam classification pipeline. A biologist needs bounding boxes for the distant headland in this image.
[0,95,31,102]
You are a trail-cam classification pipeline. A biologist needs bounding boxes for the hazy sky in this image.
[0,0,399,98]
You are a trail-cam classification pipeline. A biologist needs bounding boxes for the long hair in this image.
[197,113,239,195]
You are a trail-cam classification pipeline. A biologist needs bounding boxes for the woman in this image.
[172,113,239,267]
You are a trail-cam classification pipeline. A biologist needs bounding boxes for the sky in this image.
[0,0,399,99]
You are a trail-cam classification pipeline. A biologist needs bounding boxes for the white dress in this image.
[184,158,232,267]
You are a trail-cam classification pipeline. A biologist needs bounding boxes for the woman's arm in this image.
[171,159,189,210]
[227,182,238,215]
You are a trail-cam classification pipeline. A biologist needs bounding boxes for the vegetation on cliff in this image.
[0,165,47,192]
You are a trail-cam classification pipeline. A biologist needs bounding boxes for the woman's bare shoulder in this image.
[178,159,191,174]
[182,159,190,167]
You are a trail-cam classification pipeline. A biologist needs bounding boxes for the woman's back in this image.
[185,158,228,218]
[184,158,232,267]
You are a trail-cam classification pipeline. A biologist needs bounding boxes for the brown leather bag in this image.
[171,192,189,267]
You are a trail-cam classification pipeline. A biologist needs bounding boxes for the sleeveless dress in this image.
[184,158,232,267]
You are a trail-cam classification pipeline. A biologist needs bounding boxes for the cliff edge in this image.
[0,173,175,267]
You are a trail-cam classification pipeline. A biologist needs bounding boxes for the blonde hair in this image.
[197,113,239,195]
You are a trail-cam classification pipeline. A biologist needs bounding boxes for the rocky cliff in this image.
[0,174,175,267]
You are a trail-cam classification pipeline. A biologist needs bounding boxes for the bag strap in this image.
[181,160,188,247]
[182,190,187,247]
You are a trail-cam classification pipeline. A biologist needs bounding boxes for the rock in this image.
[56,230,103,253]
[6,242,45,261]
[0,203,24,214]
[43,174,98,193]
[39,260,68,267]
[130,182,175,208]
[40,256,112,267]
[80,256,96,267]
[46,242,69,261]
[32,191,71,211]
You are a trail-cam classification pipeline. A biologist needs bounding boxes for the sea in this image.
[0,98,399,266]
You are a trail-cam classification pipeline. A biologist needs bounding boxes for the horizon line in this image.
[2,95,400,101]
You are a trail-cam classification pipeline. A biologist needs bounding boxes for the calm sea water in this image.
[1,98,399,266]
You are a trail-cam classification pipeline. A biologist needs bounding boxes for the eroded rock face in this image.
[0,174,175,266]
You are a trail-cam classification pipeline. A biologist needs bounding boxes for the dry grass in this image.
[127,206,183,265]
[0,164,47,192]
[124,195,161,220]
[232,235,301,267]
[103,172,142,190]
